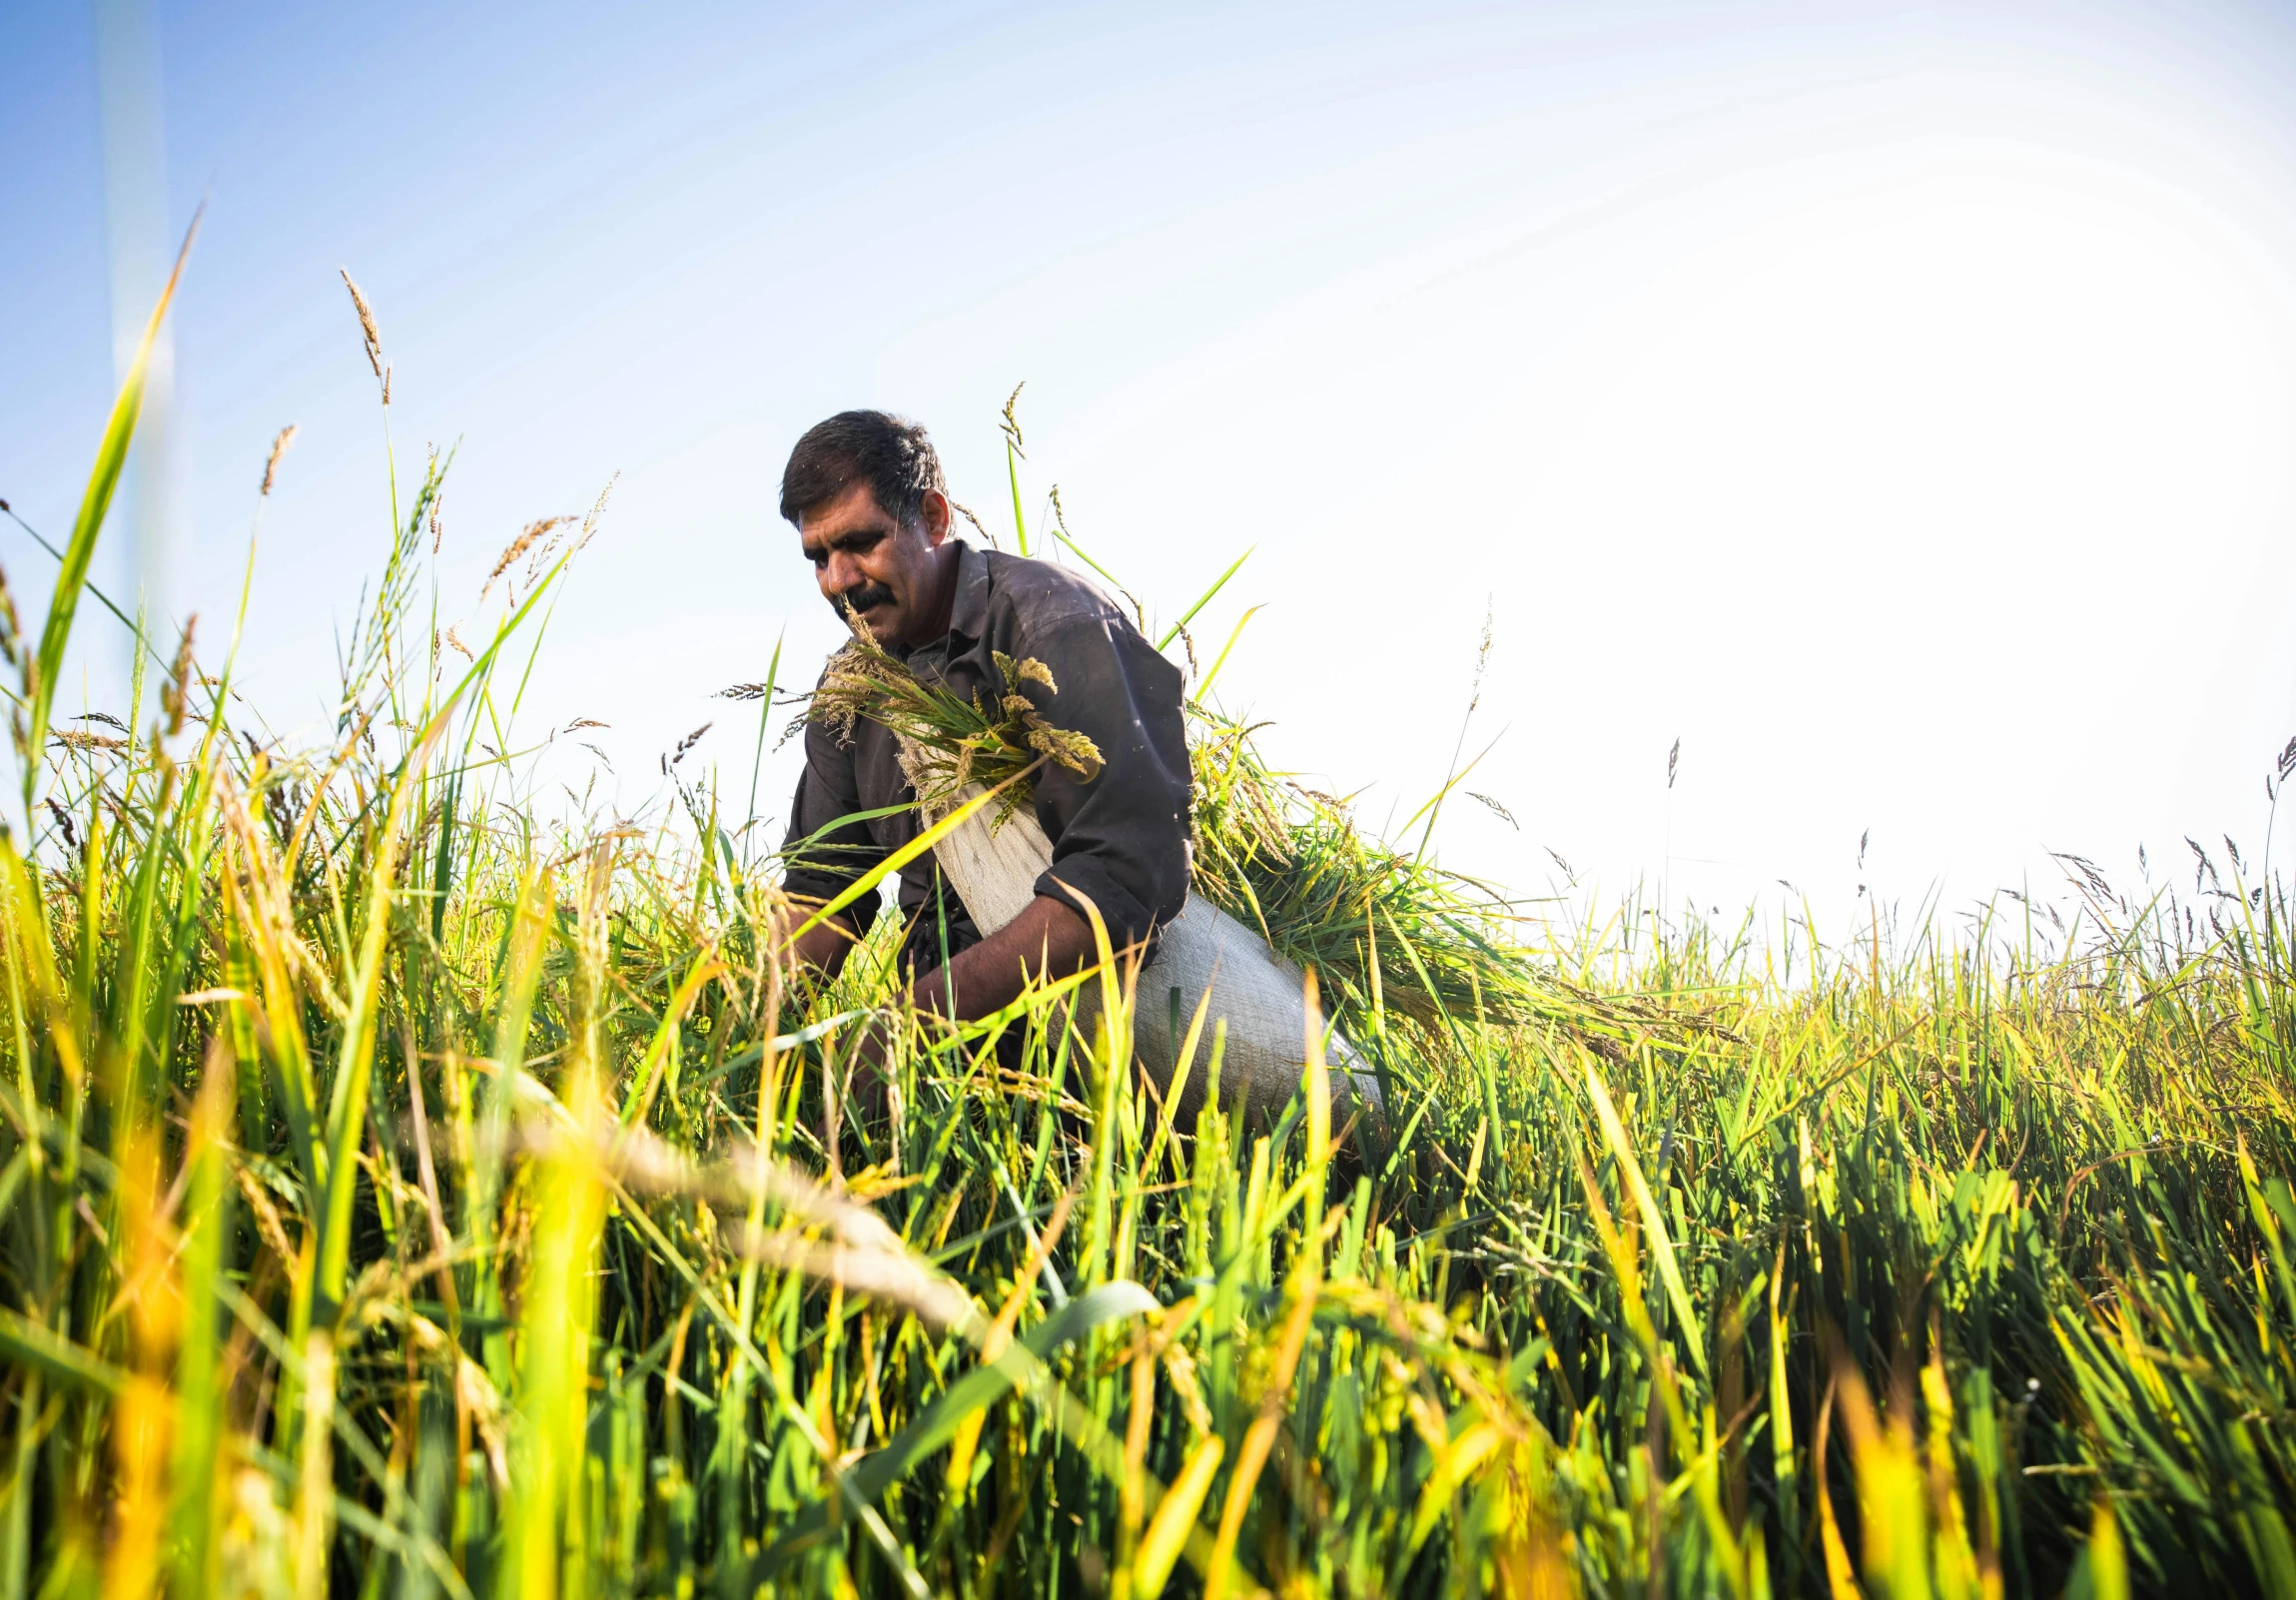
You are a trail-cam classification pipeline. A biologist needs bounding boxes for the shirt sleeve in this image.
[780,710,888,927]
[1020,612,1192,951]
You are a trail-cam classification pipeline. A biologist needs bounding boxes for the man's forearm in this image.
[777,906,861,977]
[912,895,1098,1022]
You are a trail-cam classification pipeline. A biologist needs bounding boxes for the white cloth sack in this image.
[921,779,1382,1129]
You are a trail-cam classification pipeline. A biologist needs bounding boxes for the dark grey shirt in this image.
[780,540,1192,971]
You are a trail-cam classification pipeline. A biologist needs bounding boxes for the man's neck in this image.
[901,539,962,651]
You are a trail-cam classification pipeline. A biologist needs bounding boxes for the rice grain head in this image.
[482,516,573,600]
[162,616,198,737]
[340,270,383,378]
[260,424,299,497]
[575,474,618,555]
[1001,381,1027,454]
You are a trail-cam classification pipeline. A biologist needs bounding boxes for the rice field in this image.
[2,263,2293,1599]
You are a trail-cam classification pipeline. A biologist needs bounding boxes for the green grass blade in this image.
[315,715,446,1323]
[1585,1063,1709,1380]
[0,1308,124,1397]
[25,208,200,817]
[1191,604,1263,699]
[1155,548,1252,651]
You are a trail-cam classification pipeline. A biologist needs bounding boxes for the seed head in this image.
[574,473,617,555]
[50,730,127,753]
[1001,382,1027,455]
[260,423,299,497]
[162,615,199,737]
[950,499,996,549]
[481,515,572,600]
[340,270,383,378]
[42,797,76,851]
[0,563,22,666]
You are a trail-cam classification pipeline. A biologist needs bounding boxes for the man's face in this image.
[798,480,949,648]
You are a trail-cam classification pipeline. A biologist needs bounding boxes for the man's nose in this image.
[823,549,860,591]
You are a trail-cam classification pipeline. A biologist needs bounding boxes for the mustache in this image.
[833,581,897,617]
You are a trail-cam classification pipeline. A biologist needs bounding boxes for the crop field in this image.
[1,267,2293,1599]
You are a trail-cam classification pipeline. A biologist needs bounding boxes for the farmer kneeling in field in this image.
[775,408,1192,1020]
[773,409,1378,1128]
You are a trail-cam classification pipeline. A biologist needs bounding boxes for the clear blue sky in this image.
[7,0,2296,939]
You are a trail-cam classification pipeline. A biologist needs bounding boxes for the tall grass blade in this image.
[24,208,200,815]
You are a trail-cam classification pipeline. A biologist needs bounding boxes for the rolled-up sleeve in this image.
[1021,614,1192,951]
[780,712,888,926]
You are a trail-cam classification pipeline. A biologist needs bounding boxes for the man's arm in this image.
[909,894,1097,1022]
[781,907,863,977]
[779,697,890,977]
[1011,612,1192,953]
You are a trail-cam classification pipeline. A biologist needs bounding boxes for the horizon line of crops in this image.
[1,242,2293,1600]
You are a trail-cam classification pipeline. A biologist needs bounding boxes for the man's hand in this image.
[771,903,863,979]
[909,895,1099,1024]
[773,896,1101,1117]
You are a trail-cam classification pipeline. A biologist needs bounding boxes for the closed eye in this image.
[805,529,886,567]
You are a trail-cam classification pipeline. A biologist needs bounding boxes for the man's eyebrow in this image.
[808,525,886,555]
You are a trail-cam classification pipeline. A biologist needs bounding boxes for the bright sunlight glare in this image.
[1070,131,2296,939]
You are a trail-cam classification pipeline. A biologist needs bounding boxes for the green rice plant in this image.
[2,271,2294,1600]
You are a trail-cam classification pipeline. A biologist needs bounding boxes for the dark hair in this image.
[778,410,946,527]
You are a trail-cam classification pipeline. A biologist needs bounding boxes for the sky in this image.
[6,0,2296,950]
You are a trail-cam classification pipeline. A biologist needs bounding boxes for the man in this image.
[777,409,1192,1023]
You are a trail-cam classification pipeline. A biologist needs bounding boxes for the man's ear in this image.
[919,488,953,545]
